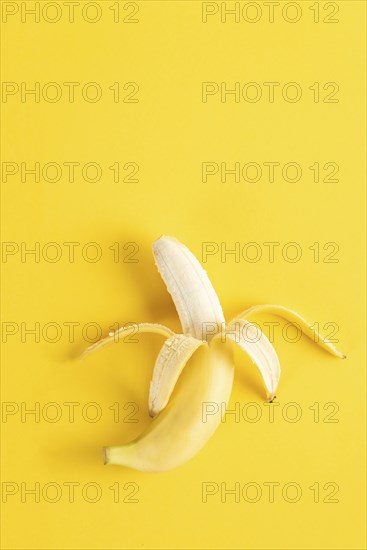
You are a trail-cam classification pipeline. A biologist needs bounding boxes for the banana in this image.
[234,304,346,359]
[225,318,280,402]
[82,235,345,472]
[149,334,204,417]
[105,337,233,472]
[81,323,174,358]
[152,236,225,341]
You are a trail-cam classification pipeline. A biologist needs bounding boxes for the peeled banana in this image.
[82,235,345,472]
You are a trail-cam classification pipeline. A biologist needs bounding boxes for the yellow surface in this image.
[1,1,366,549]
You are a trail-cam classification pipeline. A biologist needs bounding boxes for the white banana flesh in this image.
[153,236,225,341]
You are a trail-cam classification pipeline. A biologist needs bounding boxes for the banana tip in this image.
[103,447,108,465]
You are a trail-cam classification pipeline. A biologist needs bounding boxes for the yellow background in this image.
[1,1,366,549]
